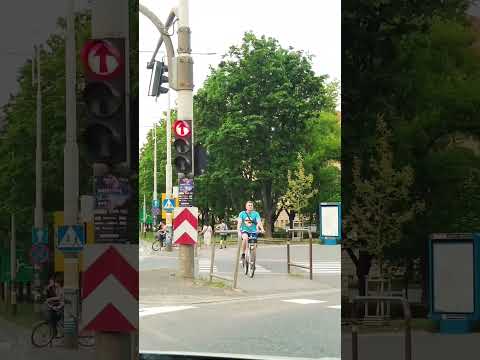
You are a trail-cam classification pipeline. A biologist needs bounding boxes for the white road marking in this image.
[199,259,217,273]
[328,305,341,309]
[296,261,341,274]
[139,306,197,318]
[282,299,327,305]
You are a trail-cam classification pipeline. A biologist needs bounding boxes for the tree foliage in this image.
[345,116,424,274]
[194,32,337,235]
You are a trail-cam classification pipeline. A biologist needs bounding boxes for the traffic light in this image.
[194,144,208,176]
[81,38,126,164]
[148,61,169,97]
[173,120,193,175]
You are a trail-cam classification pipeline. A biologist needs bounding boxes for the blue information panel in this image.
[428,233,480,333]
[319,202,341,245]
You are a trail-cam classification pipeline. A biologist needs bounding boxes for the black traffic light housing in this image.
[148,61,169,97]
[194,144,208,176]
[173,120,193,176]
[81,38,126,164]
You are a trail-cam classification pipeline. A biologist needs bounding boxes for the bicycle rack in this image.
[350,296,412,360]
[286,228,313,280]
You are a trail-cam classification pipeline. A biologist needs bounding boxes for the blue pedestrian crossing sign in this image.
[57,225,85,253]
[162,198,175,212]
[152,199,160,208]
[32,228,48,245]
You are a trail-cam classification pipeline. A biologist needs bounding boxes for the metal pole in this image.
[233,233,242,289]
[10,214,16,315]
[176,0,195,279]
[33,44,43,313]
[91,1,133,358]
[153,123,157,227]
[165,90,173,251]
[209,236,215,282]
[287,232,291,274]
[143,194,146,238]
[309,230,313,280]
[63,0,79,348]
[352,324,358,360]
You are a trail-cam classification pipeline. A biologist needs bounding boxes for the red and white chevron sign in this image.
[81,244,138,332]
[173,207,198,245]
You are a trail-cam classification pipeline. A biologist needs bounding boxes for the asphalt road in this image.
[139,243,341,359]
[140,290,340,359]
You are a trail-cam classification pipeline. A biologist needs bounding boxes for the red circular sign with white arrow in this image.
[81,40,124,79]
[173,120,191,138]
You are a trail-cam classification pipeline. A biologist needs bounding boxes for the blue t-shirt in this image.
[239,211,261,233]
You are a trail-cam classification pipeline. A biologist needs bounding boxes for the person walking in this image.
[215,220,228,249]
[200,222,213,247]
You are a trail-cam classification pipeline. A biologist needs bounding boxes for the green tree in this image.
[194,32,335,236]
[345,116,424,295]
[280,153,318,227]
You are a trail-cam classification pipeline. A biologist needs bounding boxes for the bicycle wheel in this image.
[152,240,161,251]
[31,321,54,348]
[249,246,256,278]
[78,334,95,347]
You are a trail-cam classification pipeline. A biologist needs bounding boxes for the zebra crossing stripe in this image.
[199,259,217,273]
[296,261,341,274]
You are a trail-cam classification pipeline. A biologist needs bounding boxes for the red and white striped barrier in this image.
[173,207,198,245]
[81,244,138,332]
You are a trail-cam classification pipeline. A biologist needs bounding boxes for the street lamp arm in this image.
[147,9,178,69]
[139,3,175,69]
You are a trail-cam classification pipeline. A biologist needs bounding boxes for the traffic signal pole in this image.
[153,123,158,227]
[165,90,173,251]
[63,0,80,348]
[90,1,134,359]
[176,0,195,278]
[33,44,43,314]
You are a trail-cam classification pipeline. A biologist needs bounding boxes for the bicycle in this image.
[31,299,95,348]
[152,231,166,251]
[242,232,259,278]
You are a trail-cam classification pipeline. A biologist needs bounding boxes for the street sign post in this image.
[162,198,175,212]
[32,228,48,245]
[30,244,49,265]
[57,225,85,253]
[173,120,191,137]
[81,39,124,79]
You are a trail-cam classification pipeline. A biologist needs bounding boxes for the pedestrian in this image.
[46,276,64,337]
[215,220,228,249]
[200,222,213,247]
[156,222,167,248]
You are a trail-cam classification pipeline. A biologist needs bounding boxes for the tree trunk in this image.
[261,181,274,238]
[288,210,296,230]
[357,250,373,296]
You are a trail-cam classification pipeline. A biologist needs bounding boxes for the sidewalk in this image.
[341,328,480,360]
[0,316,95,360]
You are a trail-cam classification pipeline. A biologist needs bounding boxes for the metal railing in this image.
[350,296,412,360]
[286,228,313,280]
[208,235,236,288]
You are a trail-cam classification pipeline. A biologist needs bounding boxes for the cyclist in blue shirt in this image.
[237,201,265,260]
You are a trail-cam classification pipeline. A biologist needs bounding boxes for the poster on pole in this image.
[94,175,131,243]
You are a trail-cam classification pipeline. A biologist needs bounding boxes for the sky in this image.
[139,0,341,148]
[0,0,89,110]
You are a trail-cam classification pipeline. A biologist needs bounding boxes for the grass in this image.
[0,300,42,329]
[195,277,229,289]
